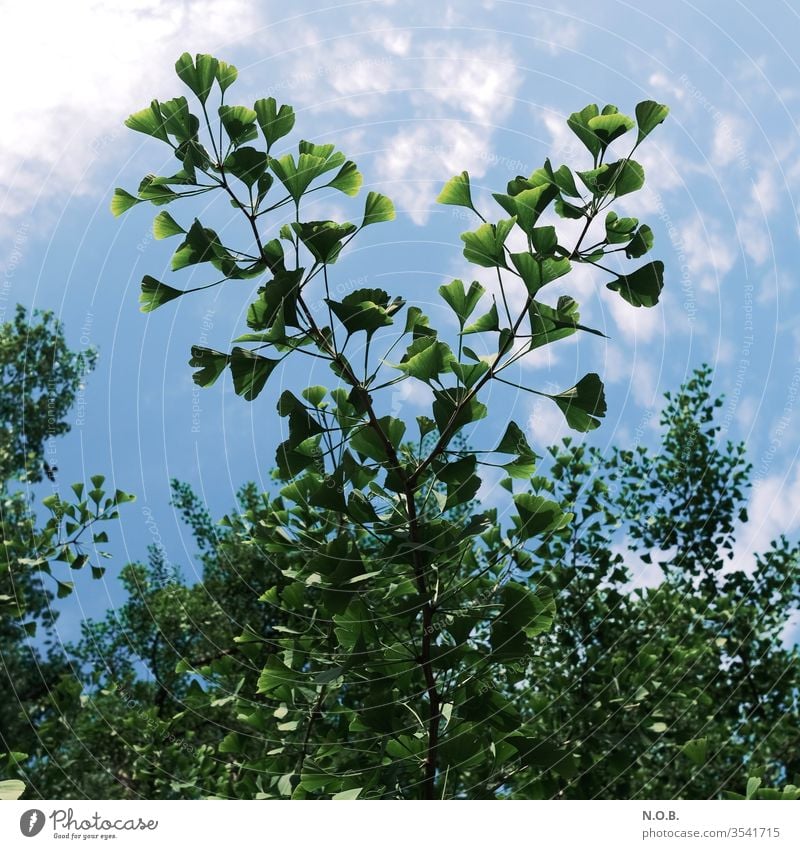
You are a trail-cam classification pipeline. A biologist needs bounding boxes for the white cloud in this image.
[752,167,780,215]
[380,121,503,226]
[729,455,800,576]
[648,72,687,103]
[737,217,771,266]
[734,393,758,431]
[734,167,781,267]
[476,463,507,510]
[0,0,265,230]
[616,540,672,592]
[678,213,737,293]
[759,269,794,306]
[540,110,585,164]
[527,8,584,56]
[378,38,523,224]
[607,291,664,345]
[413,41,521,126]
[274,30,523,226]
[275,32,405,118]
[527,393,572,446]
[365,17,413,57]
[390,377,432,413]
[711,113,750,170]
[623,141,689,217]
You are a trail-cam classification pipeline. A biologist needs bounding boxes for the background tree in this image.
[0,307,131,800]
[511,366,799,799]
[13,368,798,800]
[0,305,96,484]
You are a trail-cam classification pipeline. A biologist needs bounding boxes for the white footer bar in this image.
[1,800,797,848]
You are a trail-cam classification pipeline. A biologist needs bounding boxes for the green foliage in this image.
[109,52,670,799]
[0,309,132,796]
[0,308,132,623]
[0,305,97,483]
[505,366,800,799]
[12,370,800,802]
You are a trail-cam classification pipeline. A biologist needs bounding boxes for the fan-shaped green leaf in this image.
[490,580,557,658]
[152,211,185,240]
[510,253,570,294]
[175,53,219,104]
[513,495,572,540]
[189,346,229,387]
[219,105,258,146]
[139,276,184,313]
[110,188,141,217]
[438,279,485,326]
[229,347,280,401]
[394,336,455,382]
[495,421,535,458]
[291,220,357,263]
[612,159,645,196]
[0,779,25,800]
[432,387,487,435]
[461,218,515,268]
[567,103,601,158]
[137,175,179,206]
[171,220,224,271]
[437,171,473,209]
[158,96,196,142]
[548,373,607,431]
[636,100,669,143]
[216,60,238,93]
[362,191,395,227]
[327,288,404,336]
[607,260,664,307]
[328,161,363,196]
[254,98,295,148]
[510,184,558,234]
[332,787,362,800]
[350,417,406,463]
[605,211,638,244]
[682,738,708,766]
[223,147,268,188]
[124,101,168,141]
[463,302,500,334]
[625,225,654,259]
[587,112,635,146]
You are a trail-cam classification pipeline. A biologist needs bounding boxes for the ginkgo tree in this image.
[113,52,668,799]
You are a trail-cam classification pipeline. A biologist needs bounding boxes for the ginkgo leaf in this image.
[139,276,184,313]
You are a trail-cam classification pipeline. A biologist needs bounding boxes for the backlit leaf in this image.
[152,211,185,240]
[175,53,218,104]
[328,161,363,196]
[139,276,184,313]
[219,105,258,146]
[636,100,669,143]
[362,191,395,227]
[254,98,295,148]
[437,171,473,209]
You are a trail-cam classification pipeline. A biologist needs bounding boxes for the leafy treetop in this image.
[113,51,668,799]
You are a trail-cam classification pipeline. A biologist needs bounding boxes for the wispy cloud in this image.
[0,0,265,229]
[377,39,523,224]
[678,212,738,293]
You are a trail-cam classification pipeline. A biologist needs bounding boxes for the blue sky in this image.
[2,0,800,643]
